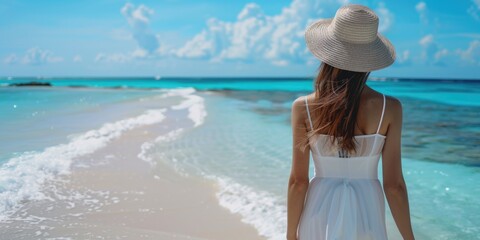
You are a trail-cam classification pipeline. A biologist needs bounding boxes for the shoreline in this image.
[0,90,266,240]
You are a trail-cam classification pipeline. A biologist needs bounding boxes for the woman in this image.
[287,4,415,240]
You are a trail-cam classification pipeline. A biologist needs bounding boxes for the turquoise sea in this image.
[0,77,479,239]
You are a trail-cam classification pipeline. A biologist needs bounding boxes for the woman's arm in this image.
[286,97,311,240]
[382,97,415,240]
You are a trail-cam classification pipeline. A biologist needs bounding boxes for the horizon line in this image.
[1,76,480,82]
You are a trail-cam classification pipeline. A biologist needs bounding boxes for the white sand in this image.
[0,119,265,239]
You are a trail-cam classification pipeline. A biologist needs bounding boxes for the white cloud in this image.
[393,49,416,67]
[396,50,411,65]
[95,53,130,63]
[376,2,393,32]
[468,0,480,21]
[132,48,148,58]
[3,54,18,65]
[415,2,426,12]
[237,3,265,21]
[174,0,346,66]
[456,40,480,65]
[73,55,83,63]
[419,34,433,46]
[418,35,449,65]
[3,48,63,65]
[23,48,63,65]
[416,35,480,66]
[121,3,160,54]
[415,2,428,24]
[434,49,448,61]
[175,29,216,59]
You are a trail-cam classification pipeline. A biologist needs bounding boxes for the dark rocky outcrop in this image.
[9,81,52,87]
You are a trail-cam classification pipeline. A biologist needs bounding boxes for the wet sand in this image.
[0,109,265,240]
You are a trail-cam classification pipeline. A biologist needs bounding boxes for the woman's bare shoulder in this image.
[382,94,403,135]
[291,96,310,133]
[366,87,402,116]
[292,96,306,111]
[384,94,402,117]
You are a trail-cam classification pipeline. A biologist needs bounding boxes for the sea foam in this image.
[138,128,185,167]
[211,176,287,240]
[138,88,207,167]
[0,108,167,221]
[170,89,207,127]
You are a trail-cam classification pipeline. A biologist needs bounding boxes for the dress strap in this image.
[376,94,386,134]
[304,96,314,131]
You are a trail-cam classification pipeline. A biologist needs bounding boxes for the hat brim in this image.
[305,18,396,72]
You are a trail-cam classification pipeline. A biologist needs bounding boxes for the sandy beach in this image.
[0,90,265,240]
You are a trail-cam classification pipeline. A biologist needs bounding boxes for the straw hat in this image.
[305,4,396,72]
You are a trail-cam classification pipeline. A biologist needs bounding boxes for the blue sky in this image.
[1,0,479,79]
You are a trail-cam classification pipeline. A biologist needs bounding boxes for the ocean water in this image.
[1,78,479,239]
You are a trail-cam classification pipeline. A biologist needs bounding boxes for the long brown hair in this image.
[300,62,370,154]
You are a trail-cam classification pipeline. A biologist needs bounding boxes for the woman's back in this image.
[303,87,389,137]
[305,91,386,170]
[296,91,389,239]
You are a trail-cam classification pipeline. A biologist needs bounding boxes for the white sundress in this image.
[297,94,389,240]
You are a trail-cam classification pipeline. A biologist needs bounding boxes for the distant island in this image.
[9,81,52,87]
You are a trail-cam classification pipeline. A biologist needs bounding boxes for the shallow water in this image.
[149,89,479,239]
